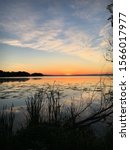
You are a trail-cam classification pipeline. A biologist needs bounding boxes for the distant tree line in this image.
[0,70,44,77]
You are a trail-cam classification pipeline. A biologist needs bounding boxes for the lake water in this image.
[0,76,112,110]
[0,76,112,131]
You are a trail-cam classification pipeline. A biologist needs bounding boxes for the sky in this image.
[0,0,112,75]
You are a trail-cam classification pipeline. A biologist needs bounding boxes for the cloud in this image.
[0,39,24,47]
[70,0,109,21]
[0,0,109,64]
[0,17,104,63]
[99,22,112,49]
[99,23,112,38]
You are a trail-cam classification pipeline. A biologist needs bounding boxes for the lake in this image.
[0,75,112,131]
[0,75,112,109]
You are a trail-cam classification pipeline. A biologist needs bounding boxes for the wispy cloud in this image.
[0,9,103,60]
[99,23,112,38]
[0,0,110,64]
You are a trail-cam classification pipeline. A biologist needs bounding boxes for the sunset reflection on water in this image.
[0,76,112,108]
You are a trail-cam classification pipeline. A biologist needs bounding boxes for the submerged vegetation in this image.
[0,82,113,150]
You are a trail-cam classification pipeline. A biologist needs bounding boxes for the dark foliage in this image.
[0,84,113,150]
[1,124,112,150]
[0,70,44,77]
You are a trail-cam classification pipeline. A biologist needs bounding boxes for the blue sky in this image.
[0,0,112,75]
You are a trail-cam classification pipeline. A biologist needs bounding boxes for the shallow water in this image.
[0,76,113,130]
[0,76,112,109]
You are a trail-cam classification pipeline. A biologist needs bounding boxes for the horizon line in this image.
[0,70,113,77]
[43,73,113,76]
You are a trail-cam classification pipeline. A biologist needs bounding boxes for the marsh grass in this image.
[25,83,94,128]
[0,104,15,138]
[0,82,113,150]
[24,82,112,128]
[25,89,44,126]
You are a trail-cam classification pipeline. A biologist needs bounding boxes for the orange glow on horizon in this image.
[2,61,112,75]
[3,66,112,75]
[36,65,112,75]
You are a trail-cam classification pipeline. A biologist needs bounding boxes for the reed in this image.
[0,104,15,138]
[25,89,45,126]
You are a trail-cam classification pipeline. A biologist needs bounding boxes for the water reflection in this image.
[0,77,30,83]
[0,76,113,133]
[0,76,112,108]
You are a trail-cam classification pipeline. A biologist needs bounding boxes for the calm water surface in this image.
[0,76,112,109]
[0,76,112,131]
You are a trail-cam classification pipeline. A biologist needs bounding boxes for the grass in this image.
[0,104,15,149]
[25,89,44,126]
[1,123,112,150]
[0,104,15,138]
[0,83,113,150]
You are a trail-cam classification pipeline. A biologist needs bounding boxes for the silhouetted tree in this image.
[107,4,113,27]
[105,3,113,63]
[74,3,113,127]
[0,71,43,77]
